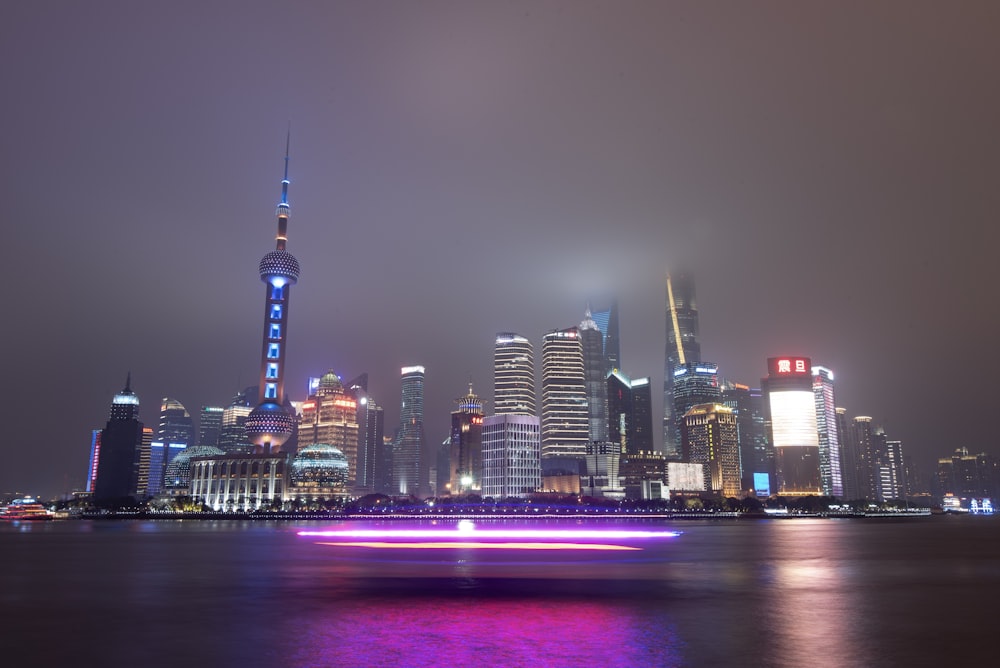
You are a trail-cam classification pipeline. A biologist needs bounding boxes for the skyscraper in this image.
[449,384,484,495]
[94,374,144,504]
[493,333,536,415]
[156,398,194,447]
[880,438,907,501]
[590,298,620,372]
[244,135,299,454]
[540,328,589,459]
[300,371,360,488]
[672,362,721,443]
[682,403,741,498]
[607,371,654,454]
[218,388,255,454]
[198,406,224,449]
[836,408,860,499]
[482,414,541,499]
[852,416,879,501]
[86,429,101,493]
[812,367,844,497]
[394,365,425,496]
[765,356,821,495]
[344,373,384,496]
[580,308,608,443]
[663,273,701,458]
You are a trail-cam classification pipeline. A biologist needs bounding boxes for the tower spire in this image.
[276,128,291,251]
[124,370,132,393]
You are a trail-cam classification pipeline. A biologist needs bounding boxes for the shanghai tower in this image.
[663,273,701,459]
[244,135,300,453]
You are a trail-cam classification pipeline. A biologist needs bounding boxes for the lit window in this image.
[267,343,280,359]
[270,304,282,320]
[266,363,279,379]
[271,285,285,300]
[265,383,277,399]
[269,324,281,339]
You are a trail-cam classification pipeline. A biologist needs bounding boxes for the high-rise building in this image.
[482,414,541,499]
[540,328,589,460]
[620,450,668,500]
[344,373,384,496]
[448,385,484,495]
[582,441,623,499]
[836,408,861,499]
[880,438,907,501]
[590,299,621,374]
[937,448,1000,499]
[812,367,844,497]
[94,374,144,504]
[722,383,752,493]
[300,371,360,488]
[145,440,185,497]
[218,389,255,454]
[134,426,154,498]
[682,403,741,497]
[198,406,224,449]
[493,333,536,416]
[672,362,721,445]
[852,416,879,501]
[243,135,299,455]
[663,273,701,459]
[765,356,821,495]
[607,372,654,454]
[580,308,608,443]
[156,398,194,447]
[394,365,425,496]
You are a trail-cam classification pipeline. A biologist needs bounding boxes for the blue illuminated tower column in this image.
[244,137,300,453]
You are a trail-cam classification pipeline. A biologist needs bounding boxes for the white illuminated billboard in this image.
[769,390,819,448]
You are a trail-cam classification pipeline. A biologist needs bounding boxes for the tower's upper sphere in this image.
[259,250,300,285]
[245,401,295,450]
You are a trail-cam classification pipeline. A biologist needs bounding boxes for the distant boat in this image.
[1,499,53,521]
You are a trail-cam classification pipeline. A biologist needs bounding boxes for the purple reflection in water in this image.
[287,592,684,667]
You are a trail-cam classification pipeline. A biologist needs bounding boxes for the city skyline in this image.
[5,2,999,497]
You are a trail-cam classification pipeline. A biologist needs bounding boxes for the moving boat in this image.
[1,498,53,521]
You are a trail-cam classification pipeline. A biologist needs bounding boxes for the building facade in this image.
[448,385,485,495]
[663,273,701,459]
[765,356,821,495]
[94,375,144,504]
[482,414,541,499]
[540,328,589,460]
[394,365,426,496]
[493,333,536,416]
[812,367,844,497]
[682,403,741,498]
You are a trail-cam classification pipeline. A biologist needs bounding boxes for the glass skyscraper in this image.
[812,366,844,497]
[493,333,536,416]
[580,309,608,443]
[394,365,426,496]
[663,273,701,459]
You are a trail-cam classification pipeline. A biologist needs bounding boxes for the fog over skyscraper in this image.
[663,273,701,459]
[589,299,620,372]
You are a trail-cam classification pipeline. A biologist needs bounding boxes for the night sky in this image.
[4,2,998,498]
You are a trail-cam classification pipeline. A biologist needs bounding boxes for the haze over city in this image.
[4,1,998,498]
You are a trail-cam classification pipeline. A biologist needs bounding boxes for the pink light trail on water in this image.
[315,540,643,550]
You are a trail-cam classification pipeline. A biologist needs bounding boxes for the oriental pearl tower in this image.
[244,135,300,453]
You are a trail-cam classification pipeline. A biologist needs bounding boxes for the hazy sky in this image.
[4,1,998,497]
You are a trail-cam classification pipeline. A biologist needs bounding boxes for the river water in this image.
[2,516,997,667]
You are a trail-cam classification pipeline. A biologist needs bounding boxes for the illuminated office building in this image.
[607,371,654,454]
[94,374,145,504]
[672,362,721,446]
[663,273,701,459]
[218,388,255,454]
[682,403,741,498]
[541,328,589,459]
[851,416,879,500]
[344,373,384,496]
[482,414,541,499]
[448,385,484,495]
[493,333,536,415]
[300,371,359,488]
[145,441,185,497]
[812,367,844,497]
[394,365,426,496]
[880,438,907,501]
[765,356,821,495]
[134,427,154,498]
[580,308,608,443]
[198,406,224,449]
[156,398,194,447]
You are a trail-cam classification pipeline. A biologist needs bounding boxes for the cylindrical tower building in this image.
[245,138,299,453]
